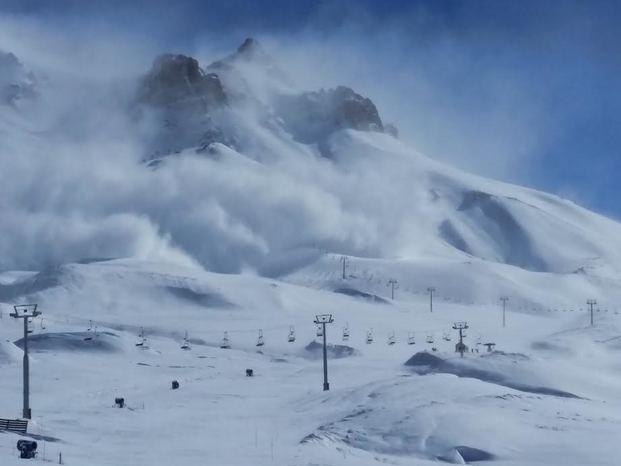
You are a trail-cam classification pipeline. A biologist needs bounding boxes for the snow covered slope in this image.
[0,258,620,465]
[1,38,621,465]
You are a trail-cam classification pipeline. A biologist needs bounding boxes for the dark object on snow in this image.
[114,397,125,408]
[484,342,496,352]
[0,418,28,433]
[246,369,254,377]
[17,439,37,459]
[172,380,179,390]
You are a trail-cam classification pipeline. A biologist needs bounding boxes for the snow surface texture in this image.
[1,39,621,465]
[1,259,621,466]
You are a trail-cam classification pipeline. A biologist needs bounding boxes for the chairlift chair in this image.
[443,332,451,341]
[256,329,265,347]
[407,332,416,345]
[366,329,374,344]
[136,327,148,348]
[387,332,396,345]
[426,334,434,344]
[342,323,350,342]
[288,325,296,343]
[181,331,191,350]
[84,320,95,341]
[316,324,323,337]
[220,331,231,349]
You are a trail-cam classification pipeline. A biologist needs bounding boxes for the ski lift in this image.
[316,324,323,337]
[135,327,148,348]
[387,332,396,345]
[426,334,434,344]
[407,332,416,345]
[342,323,350,342]
[220,331,231,349]
[287,325,296,343]
[256,329,265,347]
[181,331,191,350]
[366,329,373,344]
[442,332,451,342]
[84,320,94,341]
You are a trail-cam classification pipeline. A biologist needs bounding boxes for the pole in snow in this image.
[427,287,436,313]
[387,279,399,300]
[500,297,509,328]
[314,314,334,391]
[339,256,349,280]
[452,321,469,357]
[10,304,40,419]
[587,299,597,327]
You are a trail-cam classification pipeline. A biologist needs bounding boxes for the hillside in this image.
[1,39,621,465]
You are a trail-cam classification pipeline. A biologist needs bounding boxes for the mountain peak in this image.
[237,37,260,55]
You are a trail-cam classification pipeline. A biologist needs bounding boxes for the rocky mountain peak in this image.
[138,53,226,109]
[136,39,394,159]
[237,37,260,56]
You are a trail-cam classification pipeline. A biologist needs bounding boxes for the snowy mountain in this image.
[1,39,621,466]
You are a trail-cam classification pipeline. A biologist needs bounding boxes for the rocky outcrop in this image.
[136,39,389,160]
[274,86,384,146]
[138,54,227,111]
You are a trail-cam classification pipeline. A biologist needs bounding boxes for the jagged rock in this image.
[138,54,227,110]
[274,86,384,148]
[136,39,387,160]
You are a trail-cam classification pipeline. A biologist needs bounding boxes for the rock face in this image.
[135,39,390,160]
[0,51,37,106]
[138,54,227,111]
[275,86,384,146]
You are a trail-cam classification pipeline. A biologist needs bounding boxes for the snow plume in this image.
[0,8,618,277]
[0,15,416,273]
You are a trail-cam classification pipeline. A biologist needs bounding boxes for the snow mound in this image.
[405,351,579,398]
[303,340,359,359]
[14,332,120,353]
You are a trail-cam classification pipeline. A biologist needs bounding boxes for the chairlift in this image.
[288,325,296,343]
[342,323,350,342]
[407,332,416,345]
[442,332,451,342]
[316,324,323,337]
[220,331,231,349]
[135,327,148,348]
[84,320,94,341]
[366,329,374,344]
[181,331,191,350]
[426,334,434,344]
[256,329,265,347]
[387,332,396,345]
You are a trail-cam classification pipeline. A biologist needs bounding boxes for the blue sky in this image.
[2,0,620,218]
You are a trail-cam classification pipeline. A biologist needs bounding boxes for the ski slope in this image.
[1,258,620,465]
[2,39,621,465]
